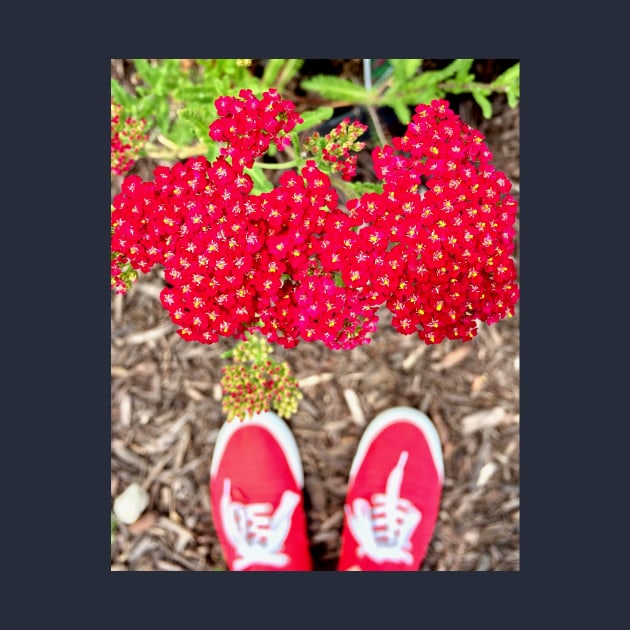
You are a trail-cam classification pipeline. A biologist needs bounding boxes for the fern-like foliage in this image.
[261,59,304,91]
[293,106,334,134]
[300,75,375,105]
[300,59,519,125]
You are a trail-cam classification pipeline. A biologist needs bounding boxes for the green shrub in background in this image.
[111,58,519,163]
[300,59,519,123]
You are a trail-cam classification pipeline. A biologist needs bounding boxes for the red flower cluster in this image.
[208,88,302,169]
[111,99,147,176]
[111,90,519,349]
[343,99,520,343]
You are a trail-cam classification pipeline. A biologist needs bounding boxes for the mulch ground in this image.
[111,59,520,571]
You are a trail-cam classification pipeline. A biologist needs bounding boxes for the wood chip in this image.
[320,510,344,531]
[142,410,193,454]
[470,374,487,393]
[173,424,191,469]
[125,323,176,345]
[343,389,366,426]
[476,462,498,487]
[324,419,347,434]
[113,292,124,324]
[119,391,132,427]
[501,497,520,513]
[156,560,185,571]
[402,343,427,370]
[428,403,450,446]
[142,451,174,489]
[431,345,472,371]
[135,282,164,301]
[184,381,205,402]
[111,439,147,471]
[153,516,194,553]
[304,475,327,513]
[126,511,158,535]
[298,373,334,388]
[127,535,158,563]
[461,406,507,435]
[155,516,194,539]
[311,530,339,544]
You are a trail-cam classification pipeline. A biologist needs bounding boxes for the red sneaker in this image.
[338,407,444,571]
[209,411,312,571]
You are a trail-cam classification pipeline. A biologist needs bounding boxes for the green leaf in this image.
[205,143,219,162]
[387,98,412,125]
[132,58,158,85]
[390,59,422,84]
[398,71,441,91]
[300,75,375,105]
[276,59,304,91]
[174,84,221,104]
[168,120,196,147]
[472,88,493,119]
[386,70,448,105]
[382,83,442,107]
[293,106,334,133]
[506,87,519,109]
[395,59,475,99]
[179,105,217,141]
[435,59,474,82]
[244,166,273,193]
[492,62,520,87]
[345,181,384,196]
[111,79,134,109]
[492,63,519,109]
[156,99,171,134]
[450,58,475,79]
[261,59,285,88]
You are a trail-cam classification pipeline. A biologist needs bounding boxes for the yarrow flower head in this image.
[111,91,519,349]
[208,88,302,169]
[343,99,520,343]
[110,99,148,176]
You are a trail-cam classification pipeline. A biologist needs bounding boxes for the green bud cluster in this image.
[302,118,367,179]
[220,333,302,422]
[111,251,139,294]
[231,331,273,364]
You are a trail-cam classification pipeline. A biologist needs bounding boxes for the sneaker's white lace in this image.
[345,451,422,565]
[220,478,300,570]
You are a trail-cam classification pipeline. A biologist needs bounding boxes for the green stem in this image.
[438,80,508,93]
[253,160,299,170]
[366,105,388,146]
[331,175,360,201]
[144,141,207,160]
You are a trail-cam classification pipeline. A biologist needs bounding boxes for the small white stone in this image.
[113,482,150,525]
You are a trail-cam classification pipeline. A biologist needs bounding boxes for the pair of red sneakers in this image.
[209,407,444,571]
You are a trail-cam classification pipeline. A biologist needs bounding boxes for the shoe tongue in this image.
[231,485,248,502]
